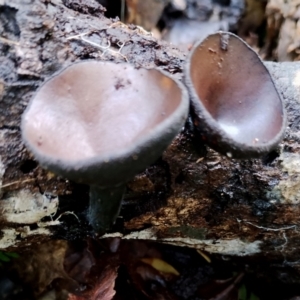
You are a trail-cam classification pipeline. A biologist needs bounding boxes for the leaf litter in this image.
[4,238,275,300]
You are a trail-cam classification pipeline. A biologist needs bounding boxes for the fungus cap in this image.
[184,32,286,158]
[22,61,189,185]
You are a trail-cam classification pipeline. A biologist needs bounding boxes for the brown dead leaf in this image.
[64,242,95,284]
[10,240,71,297]
[68,265,118,300]
[129,262,178,299]
[68,294,85,300]
[197,273,244,300]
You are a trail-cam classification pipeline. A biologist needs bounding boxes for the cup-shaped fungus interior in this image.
[22,61,182,162]
[189,32,284,146]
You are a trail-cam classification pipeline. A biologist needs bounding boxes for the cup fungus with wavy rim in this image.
[21,60,189,234]
[184,31,286,158]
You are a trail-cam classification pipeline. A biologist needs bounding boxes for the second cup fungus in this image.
[21,61,189,234]
[184,32,286,159]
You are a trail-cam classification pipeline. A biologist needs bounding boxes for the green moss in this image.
[0,251,19,266]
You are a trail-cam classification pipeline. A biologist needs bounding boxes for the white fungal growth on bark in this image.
[0,227,52,249]
[1,190,58,224]
[268,152,300,204]
[103,228,262,256]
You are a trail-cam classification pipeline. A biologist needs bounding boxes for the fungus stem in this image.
[88,184,126,234]
[121,0,125,23]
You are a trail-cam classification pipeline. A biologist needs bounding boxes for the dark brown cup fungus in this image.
[184,32,286,158]
[21,61,189,234]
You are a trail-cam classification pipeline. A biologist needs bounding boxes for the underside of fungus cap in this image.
[184,31,286,159]
[22,61,189,186]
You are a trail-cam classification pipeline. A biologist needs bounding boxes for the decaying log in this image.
[1,0,300,272]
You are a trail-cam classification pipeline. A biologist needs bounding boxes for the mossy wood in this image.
[1,0,300,275]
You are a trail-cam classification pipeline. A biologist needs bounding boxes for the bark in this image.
[1,0,300,272]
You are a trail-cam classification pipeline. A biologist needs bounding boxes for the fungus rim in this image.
[184,31,287,158]
[21,60,189,175]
